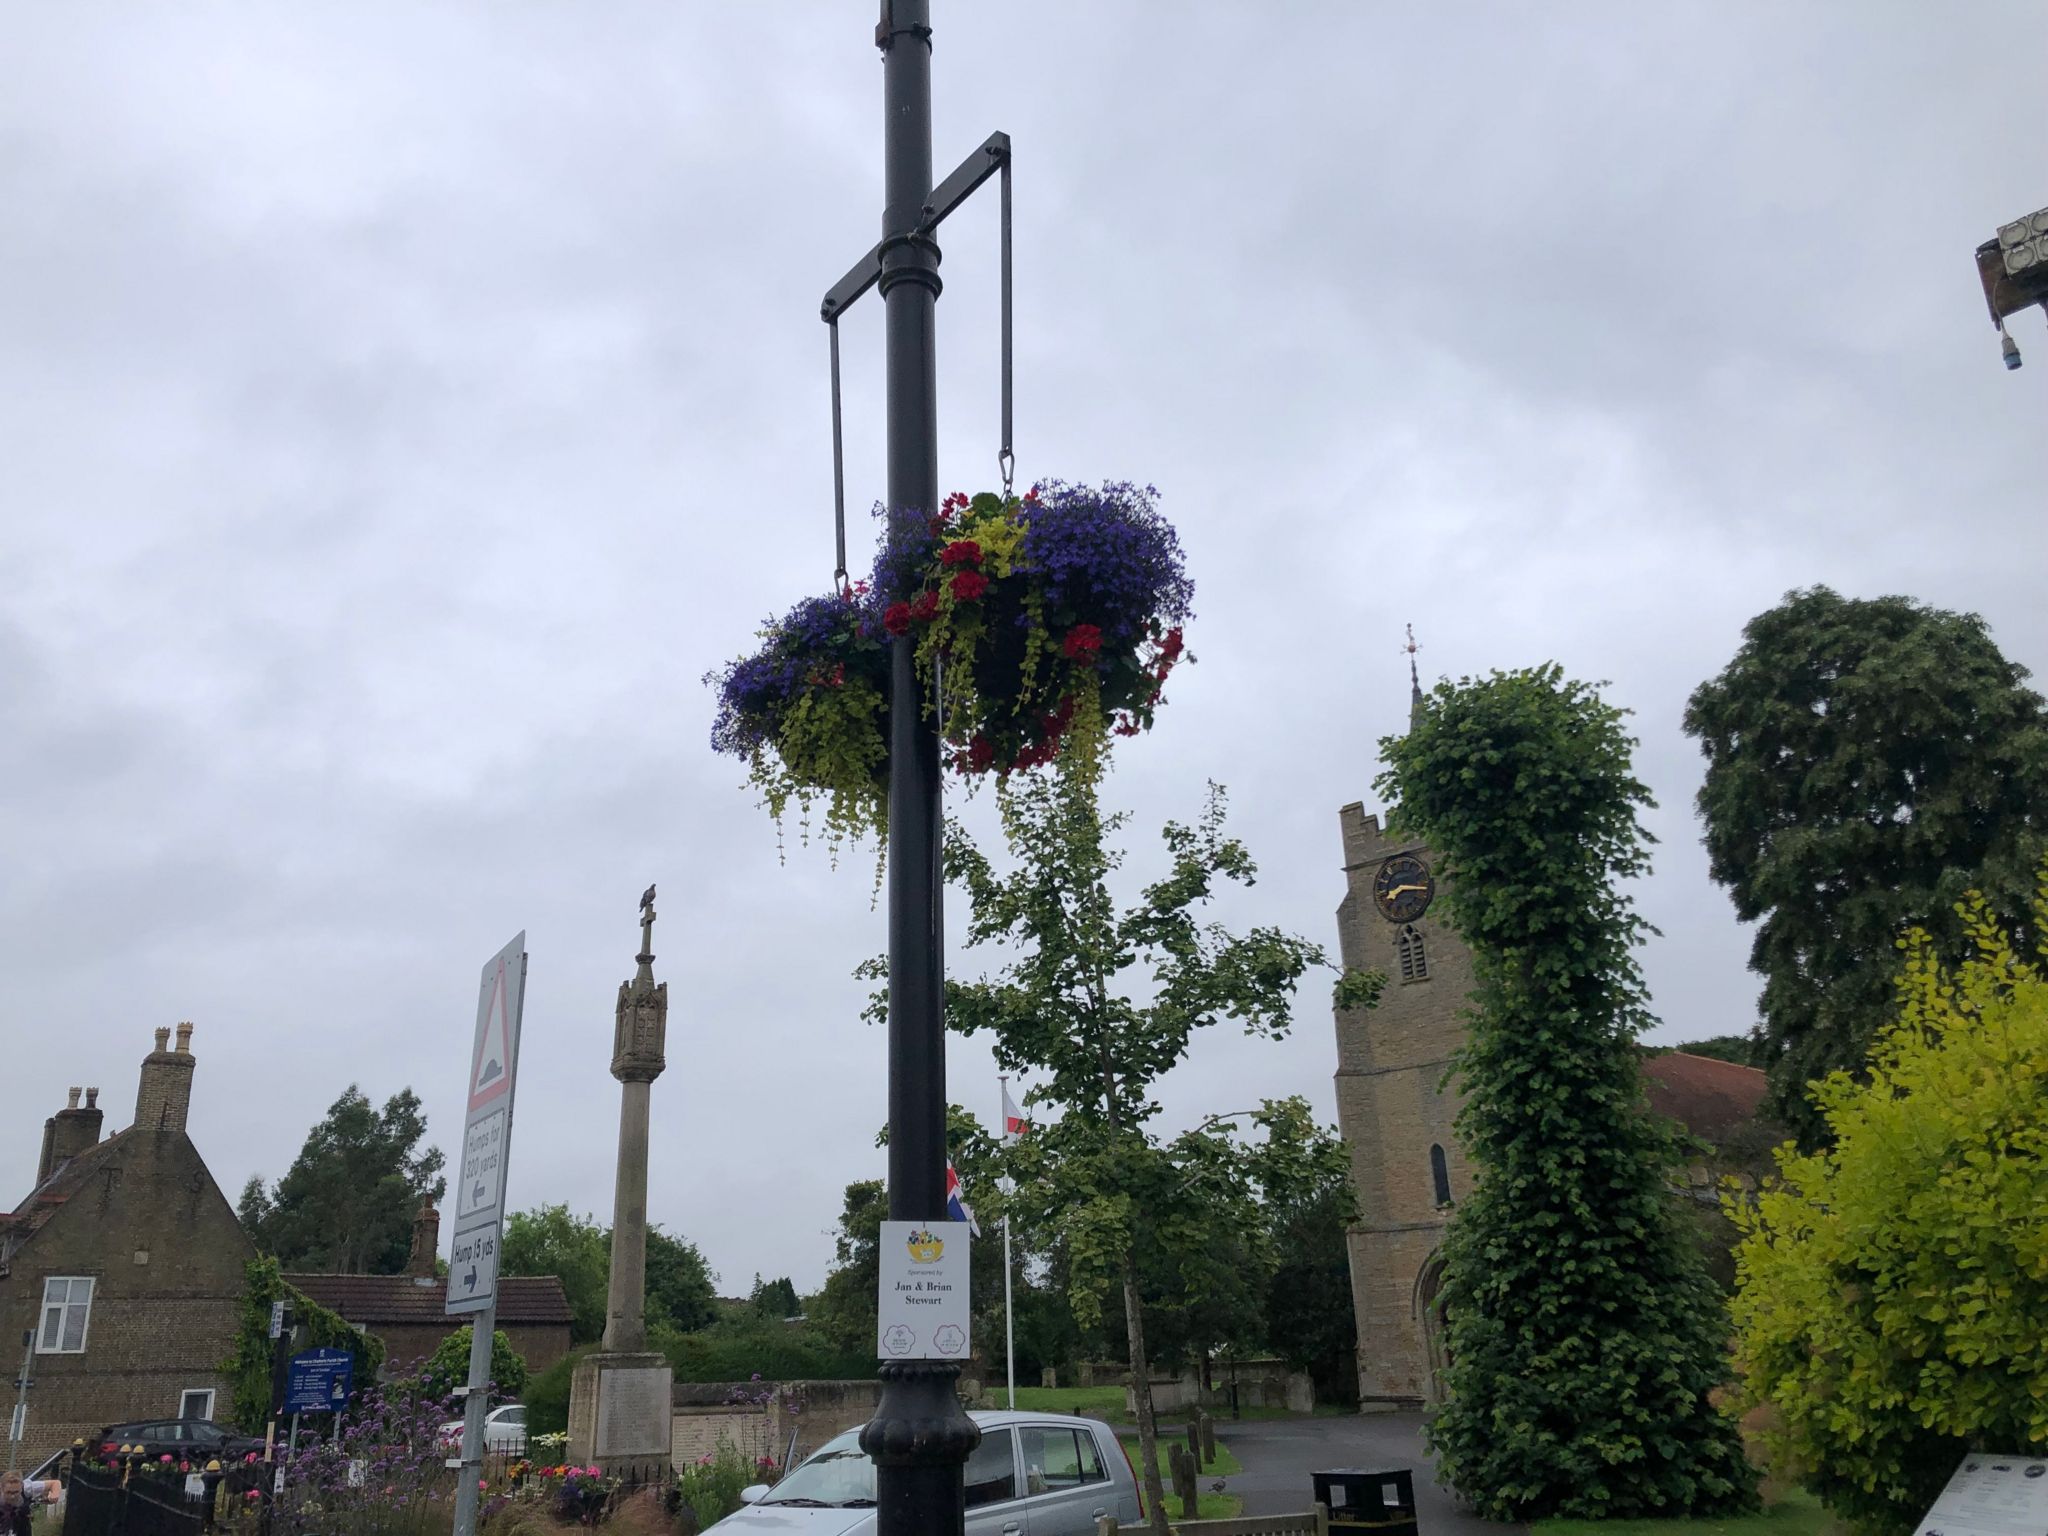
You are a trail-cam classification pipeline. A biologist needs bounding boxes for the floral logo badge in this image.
[906,1229,945,1264]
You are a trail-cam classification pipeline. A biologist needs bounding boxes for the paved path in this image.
[1213,1414,1522,1536]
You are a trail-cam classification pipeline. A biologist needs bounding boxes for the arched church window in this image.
[1397,924,1428,982]
[1430,1143,1452,1208]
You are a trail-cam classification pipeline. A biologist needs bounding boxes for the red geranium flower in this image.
[1061,624,1102,663]
[883,602,913,636]
[968,735,995,772]
[1160,625,1185,661]
[940,540,983,569]
[950,570,990,602]
[909,590,940,623]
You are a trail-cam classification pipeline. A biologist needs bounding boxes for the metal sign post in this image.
[450,934,527,1536]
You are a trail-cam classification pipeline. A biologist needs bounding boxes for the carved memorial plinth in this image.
[568,1352,673,1480]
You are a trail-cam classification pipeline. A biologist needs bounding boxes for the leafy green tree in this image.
[1684,587,2048,1143]
[1379,666,1754,1520]
[930,774,1368,1533]
[751,1276,800,1318]
[647,1225,719,1334]
[1730,885,2048,1535]
[806,1180,887,1354]
[502,1206,610,1343]
[500,1205,717,1343]
[1250,1109,1359,1405]
[240,1087,447,1274]
[417,1325,528,1403]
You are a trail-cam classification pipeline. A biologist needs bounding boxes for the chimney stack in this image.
[134,1023,197,1135]
[406,1199,441,1277]
[39,1084,106,1184]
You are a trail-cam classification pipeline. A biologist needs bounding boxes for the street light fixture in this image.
[1975,202,2048,370]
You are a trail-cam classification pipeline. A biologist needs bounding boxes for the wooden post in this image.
[1198,1412,1216,1467]
[1185,1419,1199,1463]
[1096,1517,1118,1536]
[1314,1500,1332,1535]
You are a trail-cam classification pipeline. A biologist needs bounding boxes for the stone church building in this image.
[1331,690,1770,1408]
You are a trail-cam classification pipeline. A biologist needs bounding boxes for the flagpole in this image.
[1000,1074,1017,1411]
[1003,1211,1016,1410]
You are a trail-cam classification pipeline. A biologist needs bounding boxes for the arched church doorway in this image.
[1414,1254,1450,1405]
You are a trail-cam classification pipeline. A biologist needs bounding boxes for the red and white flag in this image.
[1001,1081,1029,1145]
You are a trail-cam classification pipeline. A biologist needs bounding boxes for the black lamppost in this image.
[846,3,981,1534]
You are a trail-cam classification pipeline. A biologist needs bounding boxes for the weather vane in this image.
[1404,623,1421,691]
[638,882,657,960]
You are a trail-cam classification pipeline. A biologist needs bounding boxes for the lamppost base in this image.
[860,1360,980,1533]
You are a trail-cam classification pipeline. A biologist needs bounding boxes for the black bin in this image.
[1313,1468,1419,1536]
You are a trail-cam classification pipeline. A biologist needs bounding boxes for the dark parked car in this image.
[95,1420,268,1465]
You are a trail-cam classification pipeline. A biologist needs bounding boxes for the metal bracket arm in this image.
[821,131,1010,321]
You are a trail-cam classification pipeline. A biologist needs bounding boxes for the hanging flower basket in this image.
[705,588,892,849]
[708,480,1192,853]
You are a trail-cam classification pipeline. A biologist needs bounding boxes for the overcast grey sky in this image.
[4,4,2044,1294]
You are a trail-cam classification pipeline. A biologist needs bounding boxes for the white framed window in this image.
[38,1276,94,1354]
[179,1389,216,1421]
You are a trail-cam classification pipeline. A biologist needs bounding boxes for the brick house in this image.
[0,1025,255,1469]
[288,1203,572,1380]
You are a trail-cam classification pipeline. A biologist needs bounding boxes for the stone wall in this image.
[1122,1361,1314,1418]
[0,1128,254,1468]
[670,1380,882,1470]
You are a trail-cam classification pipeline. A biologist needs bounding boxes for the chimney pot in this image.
[85,1088,98,1109]
[66,1087,81,1110]
[175,1022,193,1054]
[137,1025,195,1135]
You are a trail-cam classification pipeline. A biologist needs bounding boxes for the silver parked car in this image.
[708,1410,1143,1535]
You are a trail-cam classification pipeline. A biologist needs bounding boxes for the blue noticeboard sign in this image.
[285,1349,354,1413]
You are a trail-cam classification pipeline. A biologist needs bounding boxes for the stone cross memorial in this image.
[567,887,674,1479]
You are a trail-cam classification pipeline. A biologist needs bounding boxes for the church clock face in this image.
[1373,853,1434,923]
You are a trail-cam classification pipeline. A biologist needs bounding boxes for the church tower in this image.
[1330,651,1477,1407]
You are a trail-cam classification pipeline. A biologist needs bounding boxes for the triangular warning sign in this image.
[469,962,514,1110]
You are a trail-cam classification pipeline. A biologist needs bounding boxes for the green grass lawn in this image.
[1005,1384,1132,1420]
[1534,1490,1829,1536]
[1119,1434,1244,1522]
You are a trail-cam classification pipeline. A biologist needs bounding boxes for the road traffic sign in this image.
[445,1222,500,1316]
[447,934,525,1317]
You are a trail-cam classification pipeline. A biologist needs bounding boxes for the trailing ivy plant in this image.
[1376,665,1755,1521]
[221,1256,385,1434]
